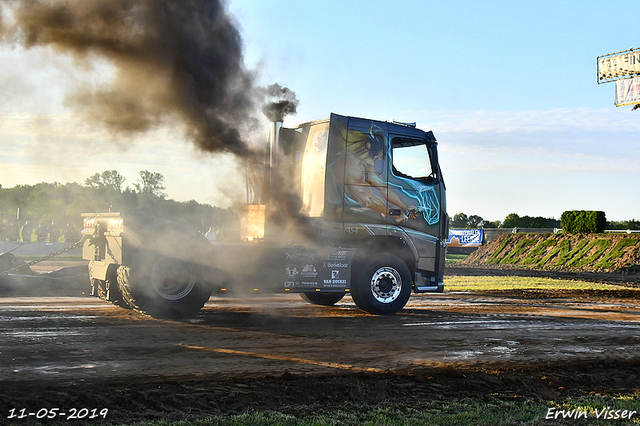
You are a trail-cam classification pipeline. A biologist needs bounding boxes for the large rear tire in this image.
[91,267,128,308]
[92,278,108,300]
[299,291,346,306]
[118,254,211,319]
[115,218,215,319]
[350,253,412,315]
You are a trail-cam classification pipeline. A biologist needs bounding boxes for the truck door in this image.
[387,136,443,270]
[387,136,441,230]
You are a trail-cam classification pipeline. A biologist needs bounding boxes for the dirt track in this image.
[1,274,640,424]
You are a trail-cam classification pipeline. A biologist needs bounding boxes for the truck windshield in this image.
[391,140,436,182]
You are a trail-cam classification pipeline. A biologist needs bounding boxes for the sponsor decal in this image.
[283,247,354,290]
[284,265,299,279]
[301,264,318,278]
[447,229,483,247]
[328,250,349,260]
[284,280,318,289]
[324,269,347,286]
[285,251,316,261]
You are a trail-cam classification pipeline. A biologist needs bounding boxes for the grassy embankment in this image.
[445,274,634,292]
[459,233,640,272]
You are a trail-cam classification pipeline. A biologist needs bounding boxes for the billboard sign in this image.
[447,229,483,248]
[615,77,640,107]
[597,48,640,83]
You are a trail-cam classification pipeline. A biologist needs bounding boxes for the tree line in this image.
[3,171,638,243]
[0,170,237,242]
[449,212,640,230]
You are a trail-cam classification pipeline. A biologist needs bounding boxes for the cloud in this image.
[422,108,640,134]
[407,108,640,221]
[420,108,639,169]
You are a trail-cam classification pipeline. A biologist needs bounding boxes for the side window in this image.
[391,139,435,181]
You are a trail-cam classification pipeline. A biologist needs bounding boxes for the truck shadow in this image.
[186,297,465,336]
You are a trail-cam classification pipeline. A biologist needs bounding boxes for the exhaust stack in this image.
[266,120,283,205]
[241,120,282,242]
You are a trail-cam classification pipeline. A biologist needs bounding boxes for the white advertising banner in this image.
[447,229,483,247]
[598,48,640,83]
[615,77,640,107]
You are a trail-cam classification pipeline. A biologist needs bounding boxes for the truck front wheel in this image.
[299,291,346,306]
[117,255,211,319]
[350,253,411,315]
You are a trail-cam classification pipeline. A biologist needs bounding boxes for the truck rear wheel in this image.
[117,254,211,319]
[92,278,108,300]
[299,291,346,306]
[91,268,128,308]
[350,253,411,315]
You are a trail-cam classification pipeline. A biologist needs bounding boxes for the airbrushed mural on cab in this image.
[325,115,440,232]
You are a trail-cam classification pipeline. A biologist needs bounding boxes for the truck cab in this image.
[244,113,448,313]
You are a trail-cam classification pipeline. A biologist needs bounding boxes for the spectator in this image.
[63,222,82,242]
[48,220,60,243]
[205,227,217,242]
[34,222,48,242]
[20,221,33,242]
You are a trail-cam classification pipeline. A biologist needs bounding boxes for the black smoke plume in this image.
[0,0,318,245]
[0,0,296,158]
[261,83,299,122]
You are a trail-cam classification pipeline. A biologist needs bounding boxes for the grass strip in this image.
[104,393,640,425]
[443,275,633,292]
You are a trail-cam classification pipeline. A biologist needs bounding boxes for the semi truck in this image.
[81,113,448,318]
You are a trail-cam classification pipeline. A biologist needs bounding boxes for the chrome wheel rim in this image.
[370,267,402,303]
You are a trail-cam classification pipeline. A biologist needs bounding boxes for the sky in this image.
[1,0,639,222]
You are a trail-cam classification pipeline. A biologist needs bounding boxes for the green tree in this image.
[101,170,126,191]
[483,220,500,228]
[501,213,521,228]
[501,213,560,228]
[607,219,640,230]
[84,173,103,189]
[467,215,484,228]
[449,213,498,228]
[84,170,126,191]
[134,171,167,198]
[450,213,468,228]
[0,179,239,239]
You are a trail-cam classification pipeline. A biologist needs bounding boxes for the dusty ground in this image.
[0,262,639,424]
